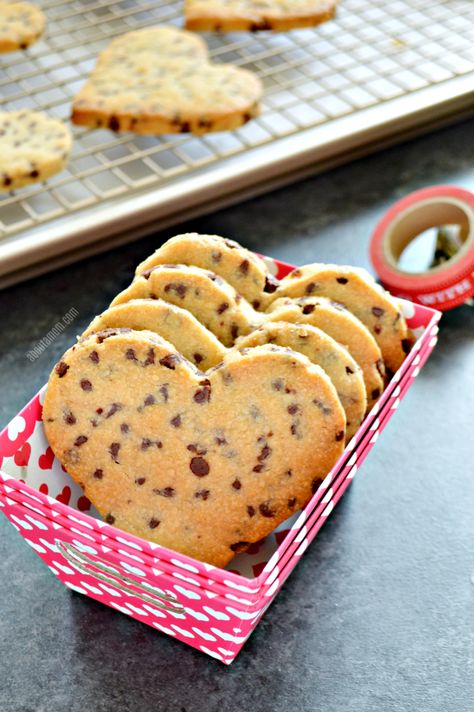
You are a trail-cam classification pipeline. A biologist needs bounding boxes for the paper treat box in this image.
[0,256,441,664]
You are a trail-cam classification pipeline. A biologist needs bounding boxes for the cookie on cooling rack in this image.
[71,26,262,135]
[0,110,71,191]
[185,0,338,31]
[0,1,45,53]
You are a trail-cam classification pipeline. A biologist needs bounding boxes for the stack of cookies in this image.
[42,234,411,568]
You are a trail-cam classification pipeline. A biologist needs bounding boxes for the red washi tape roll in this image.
[370,185,474,311]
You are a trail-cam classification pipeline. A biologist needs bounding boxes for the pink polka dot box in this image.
[0,256,441,664]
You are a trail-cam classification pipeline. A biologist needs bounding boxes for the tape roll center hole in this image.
[387,201,471,274]
[397,224,464,273]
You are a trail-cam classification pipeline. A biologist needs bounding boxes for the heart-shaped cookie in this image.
[71,27,262,135]
[43,329,345,568]
[184,0,337,32]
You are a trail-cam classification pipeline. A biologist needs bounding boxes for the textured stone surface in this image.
[1,120,474,712]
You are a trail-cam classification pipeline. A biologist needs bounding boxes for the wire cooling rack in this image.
[1,0,474,285]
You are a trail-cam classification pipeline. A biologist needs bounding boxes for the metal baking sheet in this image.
[1,0,473,286]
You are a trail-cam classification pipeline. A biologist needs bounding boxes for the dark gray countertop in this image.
[1,120,474,712]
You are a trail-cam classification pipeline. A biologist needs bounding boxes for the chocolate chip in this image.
[336,277,349,284]
[231,324,239,340]
[247,505,255,517]
[160,385,169,402]
[401,338,412,354]
[286,469,293,477]
[144,348,155,366]
[74,435,88,447]
[141,438,162,450]
[335,430,344,441]
[252,300,261,310]
[346,366,354,375]
[305,282,317,294]
[195,489,210,500]
[311,478,322,494]
[149,518,160,529]
[374,325,382,335]
[215,436,227,446]
[217,302,229,314]
[135,477,146,485]
[55,361,69,377]
[120,423,129,434]
[108,115,120,131]
[109,442,120,461]
[96,408,103,415]
[264,275,278,293]
[257,445,272,461]
[159,353,179,370]
[93,469,103,479]
[193,352,203,364]
[126,348,137,361]
[253,463,264,473]
[143,394,155,407]
[232,479,242,490]
[288,497,297,508]
[371,388,381,401]
[89,350,99,364]
[239,259,249,274]
[194,382,211,403]
[170,414,181,428]
[105,514,115,524]
[190,457,210,477]
[230,541,249,553]
[90,419,98,428]
[259,502,276,518]
[372,306,385,317]
[164,282,187,298]
[106,403,122,418]
[3,175,12,187]
[187,444,207,455]
[302,304,315,314]
[64,411,76,425]
[272,378,284,391]
[154,487,175,497]
[211,250,222,262]
[287,404,299,415]
[291,422,302,438]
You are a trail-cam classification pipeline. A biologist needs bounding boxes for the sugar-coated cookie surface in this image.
[272,264,411,373]
[111,264,258,347]
[71,26,262,135]
[267,296,385,410]
[236,322,366,440]
[0,1,45,53]
[185,0,337,31]
[83,299,226,371]
[43,330,345,568]
[135,234,271,308]
[0,111,71,191]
